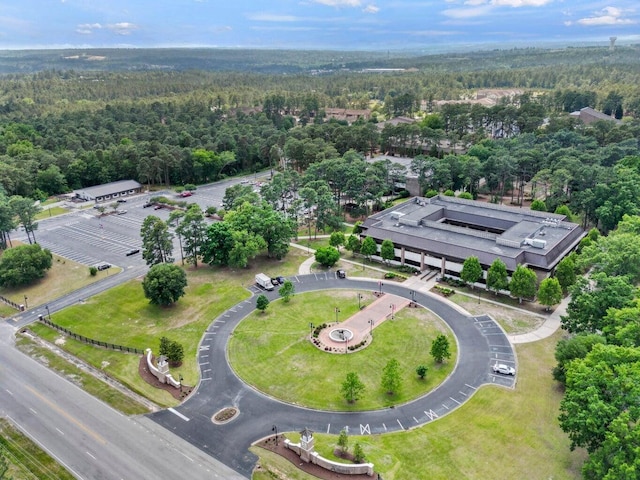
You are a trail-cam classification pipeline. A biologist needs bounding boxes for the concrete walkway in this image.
[292,240,566,345]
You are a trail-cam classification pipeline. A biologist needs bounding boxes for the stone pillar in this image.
[400,247,405,265]
[441,257,446,276]
[299,428,315,463]
[420,252,425,271]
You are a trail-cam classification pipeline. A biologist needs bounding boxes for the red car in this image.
[180,191,192,197]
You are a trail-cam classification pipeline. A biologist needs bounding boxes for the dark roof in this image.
[361,195,585,272]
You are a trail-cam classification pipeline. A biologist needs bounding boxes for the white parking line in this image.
[396,419,405,430]
[449,397,461,405]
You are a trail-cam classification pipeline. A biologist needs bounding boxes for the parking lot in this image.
[12,175,268,270]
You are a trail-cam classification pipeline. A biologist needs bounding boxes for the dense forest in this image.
[1,46,640,478]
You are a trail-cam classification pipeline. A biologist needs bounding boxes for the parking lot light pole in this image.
[45,305,51,321]
[368,319,374,335]
[378,281,383,295]
[335,307,340,323]
[309,322,314,336]
[24,295,28,309]
[272,425,278,446]
[390,304,395,320]
[357,293,363,310]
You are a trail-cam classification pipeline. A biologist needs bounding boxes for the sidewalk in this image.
[293,241,565,345]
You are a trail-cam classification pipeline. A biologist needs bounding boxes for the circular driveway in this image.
[149,273,516,478]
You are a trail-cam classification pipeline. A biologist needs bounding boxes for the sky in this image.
[0,0,638,51]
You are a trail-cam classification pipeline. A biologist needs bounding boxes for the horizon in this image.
[1,1,638,52]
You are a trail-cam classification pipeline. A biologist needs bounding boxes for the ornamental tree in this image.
[279,280,295,303]
[460,256,482,289]
[360,236,377,260]
[381,358,402,395]
[256,294,270,313]
[341,372,365,403]
[538,277,563,311]
[315,246,340,267]
[380,239,395,264]
[486,258,508,295]
[142,264,187,306]
[509,265,537,304]
[431,334,451,363]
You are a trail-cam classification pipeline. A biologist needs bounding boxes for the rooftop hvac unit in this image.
[531,239,547,249]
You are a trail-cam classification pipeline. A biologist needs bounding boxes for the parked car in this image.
[117,199,127,203]
[180,191,192,197]
[117,210,127,215]
[96,263,111,271]
[492,363,515,375]
[125,249,140,256]
[271,277,280,286]
[143,202,153,208]
[276,276,285,284]
[337,269,346,279]
[154,205,163,210]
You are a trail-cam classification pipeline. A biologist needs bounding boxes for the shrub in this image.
[89,266,98,276]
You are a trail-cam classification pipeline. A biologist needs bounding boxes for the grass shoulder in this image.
[0,418,76,480]
[15,334,151,414]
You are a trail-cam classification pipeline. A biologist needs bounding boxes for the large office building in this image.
[360,195,585,280]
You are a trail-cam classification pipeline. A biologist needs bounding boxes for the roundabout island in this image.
[149,273,516,478]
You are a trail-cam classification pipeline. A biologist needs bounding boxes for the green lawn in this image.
[252,331,586,480]
[0,418,76,480]
[29,270,249,396]
[0,251,116,313]
[229,290,455,411]
[35,205,68,220]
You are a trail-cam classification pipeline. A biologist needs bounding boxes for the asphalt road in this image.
[0,321,246,480]
[149,273,515,477]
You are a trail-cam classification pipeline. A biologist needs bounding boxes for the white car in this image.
[492,363,515,375]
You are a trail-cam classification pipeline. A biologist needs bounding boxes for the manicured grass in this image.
[229,290,455,411]
[23,249,309,405]
[29,270,249,389]
[0,418,76,480]
[0,252,114,312]
[448,292,545,334]
[250,447,317,480]
[35,206,68,220]
[15,335,149,415]
[252,331,586,480]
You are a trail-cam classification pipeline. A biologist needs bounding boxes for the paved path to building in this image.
[294,240,566,345]
[317,293,410,351]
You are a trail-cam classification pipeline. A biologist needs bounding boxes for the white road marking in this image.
[382,423,387,431]
[56,428,65,435]
[360,424,370,435]
[5,389,13,396]
[442,404,449,410]
[459,391,467,396]
[465,384,476,390]
[86,451,96,460]
[326,424,331,433]
[168,408,190,421]
[396,419,405,430]
[29,408,37,415]
[425,410,439,420]
[450,397,461,405]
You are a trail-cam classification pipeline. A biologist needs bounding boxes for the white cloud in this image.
[249,13,298,22]
[312,0,362,5]
[363,4,379,13]
[76,23,102,35]
[442,5,492,18]
[491,0,552,6]
[575,6,636,26]
[107,22,139,35]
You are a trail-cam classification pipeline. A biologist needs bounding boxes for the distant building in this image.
[74,180,143,203]
[570,107,621,125]
[360,195,585,280]
[323,108,370,124]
